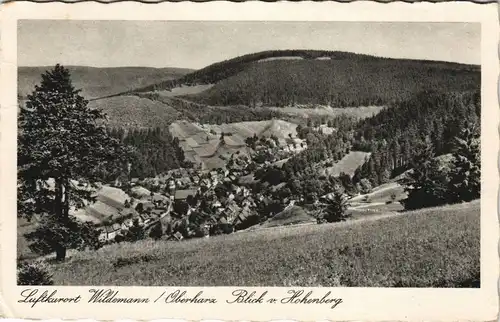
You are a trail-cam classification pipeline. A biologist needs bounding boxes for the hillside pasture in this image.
[89,95,180,128]
[18,66,192,100]
[49,200,480,287]
[319,151,371,177]
[257,206,316,229]
[350,182,407,204]
[155,84,214,97]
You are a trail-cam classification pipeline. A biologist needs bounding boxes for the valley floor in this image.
[50,200,480,287]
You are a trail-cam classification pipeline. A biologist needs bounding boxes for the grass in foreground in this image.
[50,201,480,287]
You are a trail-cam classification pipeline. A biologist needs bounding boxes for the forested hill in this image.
[127,50,480,108]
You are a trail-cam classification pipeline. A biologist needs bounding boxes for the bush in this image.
[17,261,54,285]
[149,222,163,240]
[210,223,234,236]
[359,179,372,194]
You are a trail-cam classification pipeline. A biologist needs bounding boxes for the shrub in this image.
[17,261,54,285]
[149,222,163,240]
[209,223,234,236]
[359,179,372,194]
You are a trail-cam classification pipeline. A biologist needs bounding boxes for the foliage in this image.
[448,123,481,203]
[319,193,350,223]
[24,215,102,259]
[17,261,54,285]
[108,126,190,179]
[358,178,372,194]
[18,64,131,260]
[398,139,449,210]
[352,90,480,188]
[149,222,163,240]
[124,219,146,242]
[209,223,234,236]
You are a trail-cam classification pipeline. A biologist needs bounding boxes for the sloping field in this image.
[319,151,371,177]
[18,66,191,100]
[258,206,316,229]
[155,84,214,97]
[50,200,479,287]
[351,182,406,204]
[74,186,131,222]
[169,119,297,170]
[89,96,180,128]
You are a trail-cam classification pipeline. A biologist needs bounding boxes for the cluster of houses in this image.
[94,132,313,243]
[96,189,172,244]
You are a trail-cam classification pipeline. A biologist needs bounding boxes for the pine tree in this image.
[448,123,481,202]
[398,138,448,210]
[18,64,132,260]
[319,191,350,223]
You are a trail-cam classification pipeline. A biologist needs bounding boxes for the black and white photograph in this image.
[14,19,483,288]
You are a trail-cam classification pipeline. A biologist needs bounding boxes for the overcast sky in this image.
[18,20,480,69]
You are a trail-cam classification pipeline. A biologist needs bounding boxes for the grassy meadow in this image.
[49,200,480,287]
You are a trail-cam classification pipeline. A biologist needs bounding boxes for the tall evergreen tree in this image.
[18,64,132,260]
[319,191,350,223]
[448,123,481,202]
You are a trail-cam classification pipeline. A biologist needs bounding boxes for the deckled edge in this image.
[0,0,497,4]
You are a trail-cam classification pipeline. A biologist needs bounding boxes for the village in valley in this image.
[84,121,315,244]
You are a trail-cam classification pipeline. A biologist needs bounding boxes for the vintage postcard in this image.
[0,1,498,321]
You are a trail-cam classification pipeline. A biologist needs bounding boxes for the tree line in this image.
[107,127,191,179]
[351,90,480,188]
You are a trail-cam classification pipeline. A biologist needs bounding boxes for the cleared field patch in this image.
[88,95,180,128]
[258,56,304,62]
[156,84,214,97]
[258,206,316,229]
[319,151,371,177]
[170,119,297,170]
[50,200,480,287]
[351,182,407,205]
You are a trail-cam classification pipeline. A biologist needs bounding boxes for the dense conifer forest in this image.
[107,127,191,178]
[351,89,480,187]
